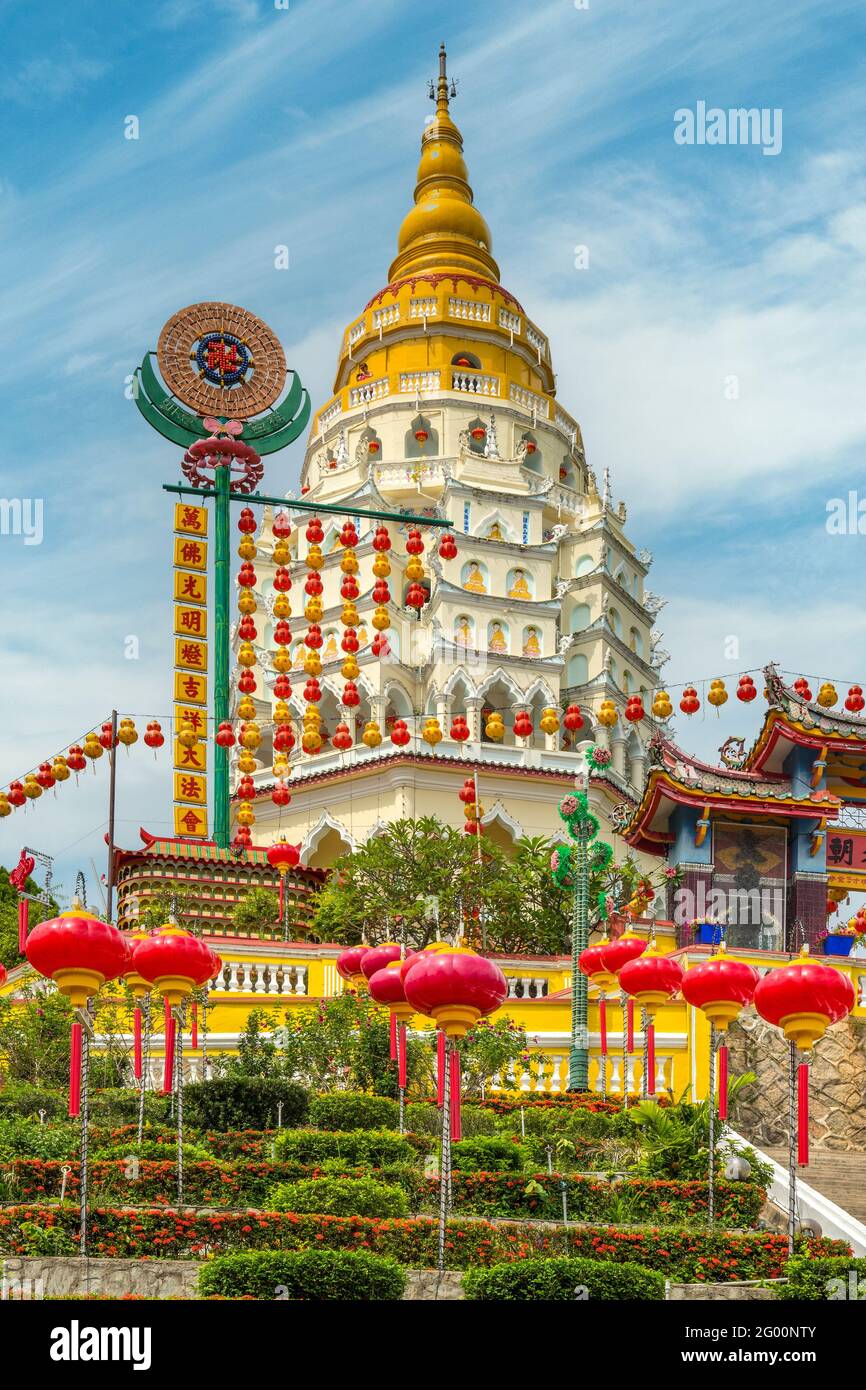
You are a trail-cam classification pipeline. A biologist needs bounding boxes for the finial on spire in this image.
[429,41,457,111]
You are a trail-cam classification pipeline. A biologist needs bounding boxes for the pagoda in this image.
[239,46,665,869]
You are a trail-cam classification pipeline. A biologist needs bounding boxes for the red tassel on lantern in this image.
[437,1030,446,1107]
[599,996,608,1054]
[390,1012,397,1061]
[191,1002,198,1050]
[69,1022,82,1118]
[646,1020,656,1096]
[162,998,175,1095]
[718,1042,729,1120]
[627,999,634,1052]
[18,898,28,954]
[133,1007,143,1081]
[450,1047,462,1140]
[798,1061,809,1167]
[398,1024,407,1090]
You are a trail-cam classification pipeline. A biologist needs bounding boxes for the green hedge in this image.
[182,1078,308,1132]
[451,1136,527,1172]
[0,1118,77,1162]
[308,1093,398,1131]
[0,1205,845,1276]
[268,1176,408,1219]
[273,1128,418,1167]
[779,1255,866,1300]
[464,1255,665,1300]
[199,1248,405,1300]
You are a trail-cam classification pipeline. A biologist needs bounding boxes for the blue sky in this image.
[2,0,866,903]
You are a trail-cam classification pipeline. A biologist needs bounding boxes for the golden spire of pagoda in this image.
[388,43,500,284]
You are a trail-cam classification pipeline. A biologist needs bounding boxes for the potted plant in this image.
[821,914,866,956]
[689,917,725,947]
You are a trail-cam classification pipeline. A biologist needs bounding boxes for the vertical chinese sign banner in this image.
[173,504,209,838]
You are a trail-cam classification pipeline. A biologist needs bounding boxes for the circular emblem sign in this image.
[157,302,286,419]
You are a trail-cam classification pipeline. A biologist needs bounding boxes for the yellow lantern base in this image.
[124,973,151,1001]
[391,1003,415,1022]
[590,970,619,994]
[431,1003,481,1037]
[154,975,196,1007]
[633,991,669,1016]
[54,968,105,1008]
[700,1000,742,1031]
[780,1011,827,1051]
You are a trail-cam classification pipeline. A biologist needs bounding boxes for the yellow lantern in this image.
[342,656,360,680]
[242,724,262,752]
[305,598,323,623]
[485,714,505,740]
[83,733,103,762]
[817,682,837,708]
[237,695,256,721]
[237,642,256,669]
[118,718,138,747]
[307,545,324,571]
[464,802,482,820]
[272,593,291,620]
[273,540,290,566]
[597,700,618,727]
[23,775,42,800]
[272,649,293,674]
[652,691,673,720]
[304,705,322,726]
[422,717,443,746]
[274,699,291,723]
[273,756,289,778]
[177,720,199,750]
[362,721,383,748]
[302,728,323,754]
[237,751,257,774]
[708,679,728,710]
[539,707,560,735]
[236,801,256,828]
[0,794,10,818]
[237,536,257,561]
[237,589,257,616]
[372,554,391,579]
[405,556,424,583]
[372,606,391,631]
[52,756,70,782]
[341,603,360,628]
[340,551,359,577]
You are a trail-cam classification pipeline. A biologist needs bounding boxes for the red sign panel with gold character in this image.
[173,502,209,837]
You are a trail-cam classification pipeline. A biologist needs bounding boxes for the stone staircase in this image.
[764,1147,866,1224]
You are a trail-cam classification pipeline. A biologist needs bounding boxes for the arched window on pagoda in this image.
[405,413,439,459]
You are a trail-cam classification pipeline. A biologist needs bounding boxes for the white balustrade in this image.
[410,296,438,318]
[498,307,522,334]
[349,378,389,406]
[526,323,549,359]
[452,370,499,396]
[212,960,308,996]
[347,319,367,347]
[399,370,440,393]
[505,975,549,999]
[448,296,491,322]
[318,398,342,429]
[510,383,550,418]
[373,305,400,330]
[554,407,578,445]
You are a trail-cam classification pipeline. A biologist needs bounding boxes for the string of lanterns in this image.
[0,717,163,820]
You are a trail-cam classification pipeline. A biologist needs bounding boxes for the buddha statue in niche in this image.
[508,567,532,600]
[488,621,508,653]
[463,561,487,594]
[523,626,541,657]
[454,615,473,646]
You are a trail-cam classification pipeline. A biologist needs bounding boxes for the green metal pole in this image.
[162,483,450,529]
[213,464,231,849]
[568,828,589,1091]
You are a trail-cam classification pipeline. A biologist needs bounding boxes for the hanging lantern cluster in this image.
[233,506,261,835]
[619,944,683,1097]
[679,686,700,715]
[624,694,645,723]
[0,717,155,819]
[270,510,294,805]
[458,775,483,836]
[513,709,533,739]
[793,677,812,701]
[371,525,393,656]
[737,675,757,703]
[390,717,411,747]
[438,532,458,561]
[680,946,758,1120]
[404,527,428,612]
[563,703,583,732]
[300,517,326,756]
[450,713,470,742]
[132,923,218,1095]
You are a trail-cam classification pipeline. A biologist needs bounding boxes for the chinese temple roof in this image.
[748,663,866,801]
[111,829,324,880]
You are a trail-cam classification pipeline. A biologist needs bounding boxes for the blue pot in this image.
[823,935,854,956]
[694,923,725,946]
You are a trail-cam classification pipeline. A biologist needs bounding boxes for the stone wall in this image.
[728,1009,866,1151]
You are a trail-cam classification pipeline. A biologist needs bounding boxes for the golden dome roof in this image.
[388,44,500,284]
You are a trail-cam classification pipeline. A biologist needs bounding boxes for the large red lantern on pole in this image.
[754,947,854,1172]
[267,838,301,932]
[335,945,369,989]
[599,929,647,1091]
[619,946,683,1097]
[368,959,418,1130]
[578,936,619,1095]
[360,942,402,980]
[681,947,758,1119]
[132,926,215,1095]
[123,930,153,1084]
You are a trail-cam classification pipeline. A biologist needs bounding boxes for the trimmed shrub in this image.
[406,1103,499,1138]
[309,1093,398,1132]
[267,1176,408,1219]
[183,1079,308,1132]
[464,1255,665,1300]
[273,1128,417,1167]
[198,1248,405,1301]
[90,1142,212,1163]
[0,1085,68,1120]
[0,1117,77,1162]
[779,1255,866,1300]
[451,1136,527,1172]
[88,1089,170,1124]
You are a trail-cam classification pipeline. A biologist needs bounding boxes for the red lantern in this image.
[341,575,360,601]
[372,579,390,604]
[271,781,291,807]
[793,677,813,701]
[619,947,683,1096]
[99,722,116,751]
[450,715,470,742]
[237,562,257,587]
[238,670,257,695]
[303,678,322,703]
[274,620,292,647]
[367,439,381,455]
[390,720,410,747]
[579,938,619,1059]
[624,696,645,723]
[403,948,507,1037]
[273,674,292,700]
[845,685,865,713]
[237,507,257,534]
[681,948,758,1119]
[238,615,257,642]
[754,948,854,1165]
[513,711,533,738]
[305,573,323,597]
[273,511,292,539]
[563,703,584,732]
[36,761,56,790]
[736,675,757,703]
[372,634,390,658]
[679,686,700,715]
[332,723,353,751]
[438,533,458,560]
[405,529,424,555]
[273,567,292,592]
[372,526,392,553]
[361,942,402,980]
[368,960,416,1077]
[414,428,429,445]
[340,521,360,547]
[306,519,324,544]
[266,839,300,875]
[341,630,360,654]
[336,945,370,987]
[305,625,323,650]
[405,582,427,610]
[6,780,25,805]
[342,681,361,708]
[133,926,216,1094]
[233,826,252,849]
[237,774,256,800]
[470,427,486,442]
[458,778,476,804]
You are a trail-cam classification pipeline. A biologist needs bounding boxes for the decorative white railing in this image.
[555,407,578,445]
[448,296,491,322]
[399,370,440,393]
[347,319,367,348]
[452,370,499,396]
[373,305,400,330]
[505,976,550,999]
[212,960,309,996]
[526,323,549,359]
[318,398,342,429]
[349,378,389,406]
[492,1051,674,1095]
[498,307,521,334]
[510,383,551,418]
[410,296,438,318]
